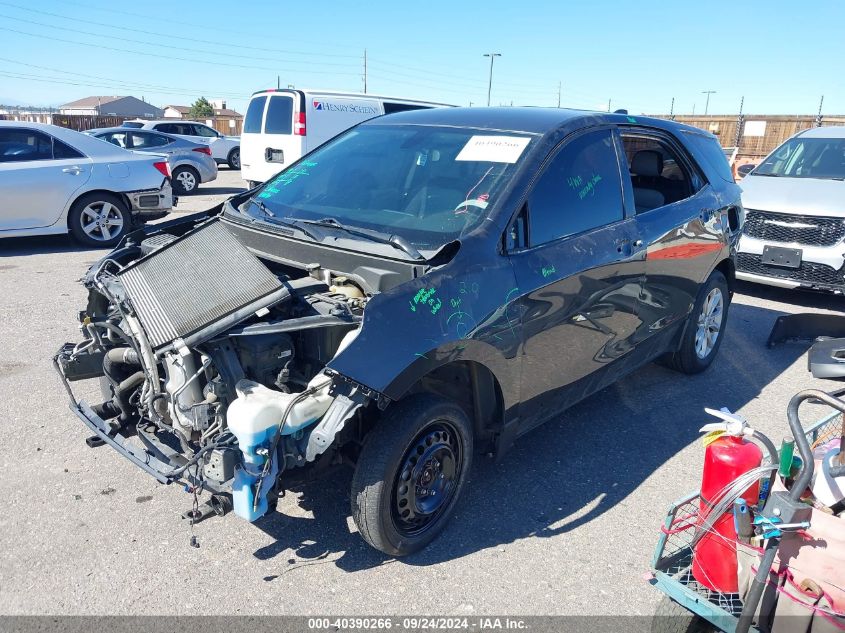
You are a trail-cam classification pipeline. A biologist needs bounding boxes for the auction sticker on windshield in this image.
[455,135,531,163]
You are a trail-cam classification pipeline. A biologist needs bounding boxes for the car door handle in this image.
[62,166,82,175]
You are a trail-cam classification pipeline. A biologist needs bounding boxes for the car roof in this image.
[0,119,133,157]
[797,126,845,139]
[367,106,707,138]
[125,119,208,125]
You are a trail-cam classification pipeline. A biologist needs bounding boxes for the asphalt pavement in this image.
[0,168,842,615]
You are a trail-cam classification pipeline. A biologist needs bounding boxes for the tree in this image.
[188,97,214,119]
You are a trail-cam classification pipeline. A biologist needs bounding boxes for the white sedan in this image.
[0,121,174,246]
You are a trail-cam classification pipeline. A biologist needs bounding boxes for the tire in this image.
[227,147,240,170]
[172,166,200,195]
[351,394,473,556]
[664,270,730,374]
[651,595,714,633]
[68,192,130,247]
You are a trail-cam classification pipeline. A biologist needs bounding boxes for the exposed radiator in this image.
[119,220,284,349]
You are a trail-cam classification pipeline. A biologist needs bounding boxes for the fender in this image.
[327,236,523,419]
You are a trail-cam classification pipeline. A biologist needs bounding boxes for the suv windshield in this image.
[240,124,534,250]
[754,136,845,180]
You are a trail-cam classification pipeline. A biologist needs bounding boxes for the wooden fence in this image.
[1,113,242,135]
[655,114,845,159]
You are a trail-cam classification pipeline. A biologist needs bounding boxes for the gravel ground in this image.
[0,168,842,615]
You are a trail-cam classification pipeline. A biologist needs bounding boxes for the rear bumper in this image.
[126,180,174,222]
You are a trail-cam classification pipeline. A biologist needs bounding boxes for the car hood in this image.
[740,175,845,217]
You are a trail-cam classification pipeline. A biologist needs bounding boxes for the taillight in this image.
[192,146,212,156]
[153,161,170,178]
[294,111,306,136]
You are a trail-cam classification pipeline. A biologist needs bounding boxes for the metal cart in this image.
[649,409,844,633]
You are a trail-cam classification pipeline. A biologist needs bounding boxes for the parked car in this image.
[55,108,740,555]
[122,119,240,170]
[86,127,217,195]
[0,121,173,246]
[736,126,845,292]
[241,89,450,186]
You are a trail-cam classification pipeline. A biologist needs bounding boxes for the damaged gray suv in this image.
[56,107,740,555]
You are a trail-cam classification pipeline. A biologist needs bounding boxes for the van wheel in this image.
[663,270,729,374]
[227,147,240,170]
[172,166,199,194]
[351,394,473,556]
[68,193,130,247]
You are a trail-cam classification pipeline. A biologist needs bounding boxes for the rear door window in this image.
[527,128,624,246]
[191,124,218,138]
[52,138,84,159]
[264,95,293,134]
[619,131,700,213]
[130,132,171,149]
[244,96,267,133]
[98,131,129,148]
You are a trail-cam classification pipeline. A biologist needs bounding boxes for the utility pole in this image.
[557,81,561,108]
[469,101,474,107]
[816,95,824,127]
[734,96,745,148]
[692,103,696,116]
[701,90,716,115]
[607,98,611,112]
[669,97,675,120]
[277,75,280,89]
[363,49,368,94]
[483,53,501,107]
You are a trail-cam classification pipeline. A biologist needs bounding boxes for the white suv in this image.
[736,126,845,293]
[123,120,240,169]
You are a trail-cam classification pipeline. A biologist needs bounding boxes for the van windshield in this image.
[754,137,845,180]
[242,124,534,250]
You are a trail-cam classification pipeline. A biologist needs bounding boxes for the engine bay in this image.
[54,216,397,523]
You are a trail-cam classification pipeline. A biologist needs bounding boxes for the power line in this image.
[0,56,253,99]
[0,1,361,60]
[0,13,360,68]
[0,25,359,77]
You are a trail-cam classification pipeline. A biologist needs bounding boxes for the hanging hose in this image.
[736,389,845,633]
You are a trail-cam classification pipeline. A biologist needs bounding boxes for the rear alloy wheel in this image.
[351,394,473,556]
[664,270,730,374]
[172,166,199,194]
[68,193,129,247]
[227,147,240,170]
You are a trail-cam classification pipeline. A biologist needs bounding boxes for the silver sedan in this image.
[0,121,173,247]
[86,127,218,195]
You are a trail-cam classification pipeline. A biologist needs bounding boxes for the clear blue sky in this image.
[1,0,842,116]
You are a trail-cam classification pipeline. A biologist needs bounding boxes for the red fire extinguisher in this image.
[691,408,763,593]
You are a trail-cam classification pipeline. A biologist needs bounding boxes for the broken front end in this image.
[55,217,378,522]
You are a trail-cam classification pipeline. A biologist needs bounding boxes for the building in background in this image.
[161,99,243,134]
[59,96,163,118]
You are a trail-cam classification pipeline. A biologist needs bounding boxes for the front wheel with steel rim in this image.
[351,394,473,556]
[172,166,199,194]
[664,269,730,375]
[68,192,130,247]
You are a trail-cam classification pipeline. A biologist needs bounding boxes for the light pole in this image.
[701,90,716,115]
[483,53,501,107]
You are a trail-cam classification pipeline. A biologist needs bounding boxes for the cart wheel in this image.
[652,595,715,633]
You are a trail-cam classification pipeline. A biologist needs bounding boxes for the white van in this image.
[240,89,451,185]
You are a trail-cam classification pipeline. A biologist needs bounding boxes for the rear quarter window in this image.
[244,96,267,134]
[683,132,734,183]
